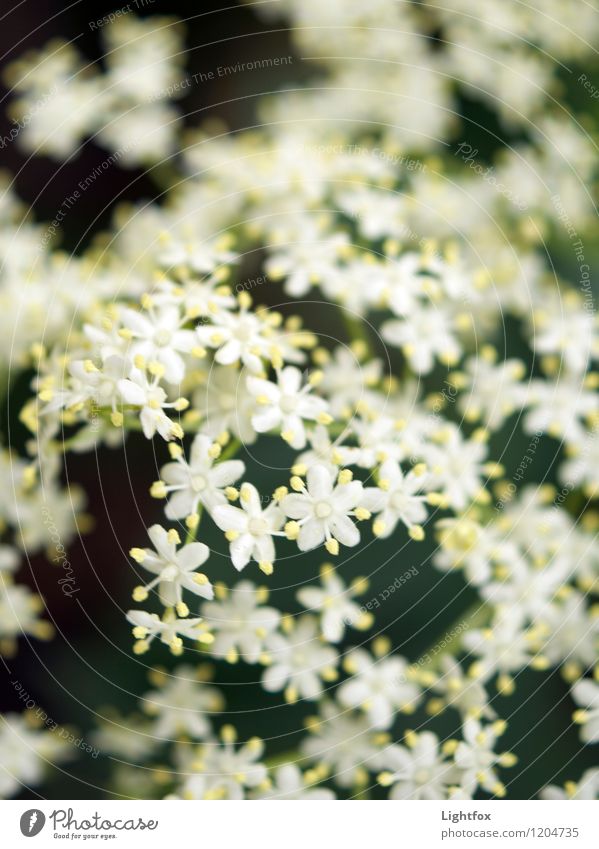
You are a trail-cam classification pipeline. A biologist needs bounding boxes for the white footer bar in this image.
[1,800,597,848]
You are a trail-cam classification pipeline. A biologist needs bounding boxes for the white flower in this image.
[0,545,19,574]
[338,648,421,729]
[524,377,597,442]
[91,714,157,761]
[102,16,184,102]
[265,231,349,297]
[195,306,275,373]
[560,428,599,499]
[381,252,431,315]
[281,464,364,554]
[320,257,388,315]
[537,593,599,670]
[98,104,180,165]
[0,577,52,647]
[180,732,267,799]
[14,483,86,555]
[434,513,528,587]
[338,187,405,240]
[349,411,404,468]
[91,713,157,760]
[377,732,458,799]
[11,74,103,159]
[422,425,488,511]
[455,718,513,797]
[127,608,213,656]
[157,235,237,276]
[255,763,335,799]
[142,666,223,740]
[174,276,236,317]
[541,768,599,800]
[480,554,570,623]
[157,434,245,519]
[262,615,338,702]
[43,354,129,416]
[296,424,358,475]
[572,679,599,744]
[382,302,461,373]
[300,701,381,788]
[462,614,534,687]
[499,486,574,565]
[532,295,599,375]
[362,459,434,538]
[296,564,371,642]
[129,525,213,614]
[118,369,185,441]
[212,482,284,572]
[456,355,527,430]
[201,581,281,663]
[247,366,330,449]
[319,346,382,418]
[432,656,495,721]
[0,713,72,799]
[120,304,196,384]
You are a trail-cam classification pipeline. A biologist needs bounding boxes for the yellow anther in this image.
[150,481,167,499]
[129,548,146,564]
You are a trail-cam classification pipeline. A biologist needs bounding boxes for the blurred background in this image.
[0,0,598,799]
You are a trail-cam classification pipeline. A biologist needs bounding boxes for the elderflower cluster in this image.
[0,2,597,800]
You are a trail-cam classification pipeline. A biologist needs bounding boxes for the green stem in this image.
[219,438,242,463]
[264,749,304,769]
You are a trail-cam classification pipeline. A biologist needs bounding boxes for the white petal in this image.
[306,464,334,499]
[212,504,248,533]
[298,520,325,551]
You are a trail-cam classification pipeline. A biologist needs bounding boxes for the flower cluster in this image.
[0,5,597,800]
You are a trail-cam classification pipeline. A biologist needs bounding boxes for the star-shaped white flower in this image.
[120,304,196,384]
[212,482,284,573]
[247,366,330,449]
[179,730,267,800]
[142,665,224,740]
[262,615,338,702]
[382,301,461,374]
[129,525,213,615]
[126,608,213,655]
[455,718,514,797]
[195,305,274,373]
[377,732,459,800]
[296,564,372,642]
[118,368,185,441]
[201,581,281,663]
[281,464,364,554]
[300,701,380,788]
[422,425,488,511]
[337,648,421,729]
[362,459,435,539]
[157,433,245,519]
